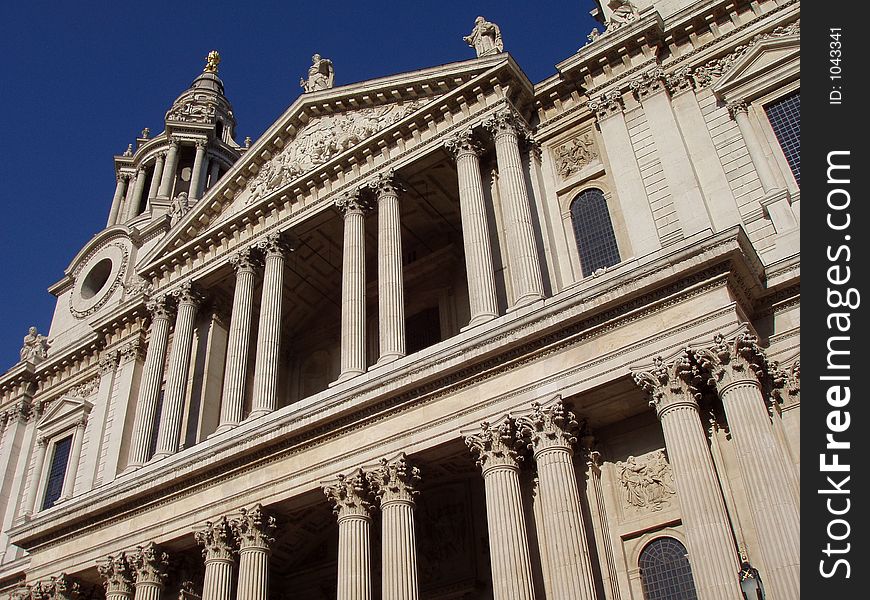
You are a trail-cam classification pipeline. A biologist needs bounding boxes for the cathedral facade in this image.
[0,1,800,599]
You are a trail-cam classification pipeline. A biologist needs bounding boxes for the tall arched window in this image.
[639,537,698,600]
[569,188,621,275]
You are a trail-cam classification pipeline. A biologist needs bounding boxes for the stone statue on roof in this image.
[20,326,49,363]
[464,16,503,58]
[605,0,639,33]
[300,54,334,92]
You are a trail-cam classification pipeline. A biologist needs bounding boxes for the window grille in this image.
[569,188,621,275]
[41,435,73,510]
[639,537,699,600]
[764,91,800,185]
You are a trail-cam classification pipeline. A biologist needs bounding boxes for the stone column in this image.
[130,543,169,600]
[445,129,499,327]
[250,234,290,418]
[23,435,48,517]
[197,517,237,600]
[58,417,87,500]
[125,167,148,221]
[98,553,135,600]
[208,159,221,190]
[370,171,406,364]
[232,505,275,600]
[588,92,660,256]
[369,454,421,600]
[630,69,712,238]
[127,296,174,468]
[483,109,545,308]
[516,398,597,600]
[148,152,167,202]
[464,418,536,600]
[335,192,372,381]
[154,283,202,459]
[216,249,259,434]
[633,355,742,600]
[694,332,800,599]
[727,102,779,194]
[190,140,209,201]
[107,173,131,226]
[157,138,181,199]
[324,470,374,600]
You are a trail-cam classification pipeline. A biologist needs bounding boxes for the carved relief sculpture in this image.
[552,132,599,179]
[300,54,334,92]
[170,192,191,224]
[463,16,503,58]
[19,326,49,363]
[616,450,676,512]
[605,0,639,33]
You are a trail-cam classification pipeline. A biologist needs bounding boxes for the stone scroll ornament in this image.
[244,99,427,205]
[616,450,676,512]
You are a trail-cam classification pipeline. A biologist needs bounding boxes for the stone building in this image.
[0,1,800,599]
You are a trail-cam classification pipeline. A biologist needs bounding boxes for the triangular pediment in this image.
[712,34,799,100]
[139,53,530,274]
[38,396,93,437]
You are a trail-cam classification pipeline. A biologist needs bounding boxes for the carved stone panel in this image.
[615,450,675,514]
[551,131,599,180]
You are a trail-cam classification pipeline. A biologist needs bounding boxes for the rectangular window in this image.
[764,91,800,185]
[41,435,73,510]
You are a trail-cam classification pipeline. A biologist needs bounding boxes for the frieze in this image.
[244,99,430,205]
[615,450,675,513]
[551,131,599,179]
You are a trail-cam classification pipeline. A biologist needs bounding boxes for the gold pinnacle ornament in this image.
[204,50,220,73]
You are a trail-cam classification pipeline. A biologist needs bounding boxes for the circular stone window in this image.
[70,242,129,319]
[81,258,113,299]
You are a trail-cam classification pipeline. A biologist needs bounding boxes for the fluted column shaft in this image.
[128,299,173,467]
[157,139,180,199]
[217,251,258,433]
[131,543,169,600]
[250,235,287,418]
[372,173,406,363]
[108,174,130,226]
[198,517,237,600]
[190,140,208,201]
[148,153,166,201]
[126,168,148,221]
[336,194,370,380]
[465,420,535,600]
[326,470,374,600]
[154,285,201,458]
[233,505,275,600]
[729,103,779,194]
[446,131,499,327]
[485,110,544,308]
[635,357,742,600]
[696,333,800,599]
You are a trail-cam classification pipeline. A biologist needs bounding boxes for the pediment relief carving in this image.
[239,98,434,207]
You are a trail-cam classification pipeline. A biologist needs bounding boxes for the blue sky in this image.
[0,1,599,370]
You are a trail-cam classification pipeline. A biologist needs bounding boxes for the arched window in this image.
[639,537,698,600]
[569,188,621,275]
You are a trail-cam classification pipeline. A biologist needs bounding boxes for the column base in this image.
[329,369,366,387]
[461,313,498,332]
[150,451,172,461]
[375,352,405,367]
[209,423,238,438]
[508,295,545,313]
[247,409,272,420]
[119,463,143,476]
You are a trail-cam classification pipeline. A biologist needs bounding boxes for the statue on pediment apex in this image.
[300,54,334,92]
[20,326,49,363]
[464,16,503,58]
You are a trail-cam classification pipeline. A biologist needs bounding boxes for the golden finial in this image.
[204,50,221,74]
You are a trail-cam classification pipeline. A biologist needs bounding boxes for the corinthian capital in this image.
[229,247,260,274]
[368,453,421,505]
[664,67,695,96]
[334,189,373,218]
[231,504,276,550]
[146,294,174,321]
[367,169,404,198]
[444,128,482,159]
[515,396,582,455]
[253,232,292,259]
[98,553,135,595]
[632,353,701,418]
[130,542,169,586]
[727,100,749,119]
[171,281,204,308]
[629,67,667,100]
[692,330,769,391]
[588,90,624,121]
[323,468,374,520]
[463,416,524,473]
[44,575,80,600]
[482,108,528,140]
[195,516,236,561]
